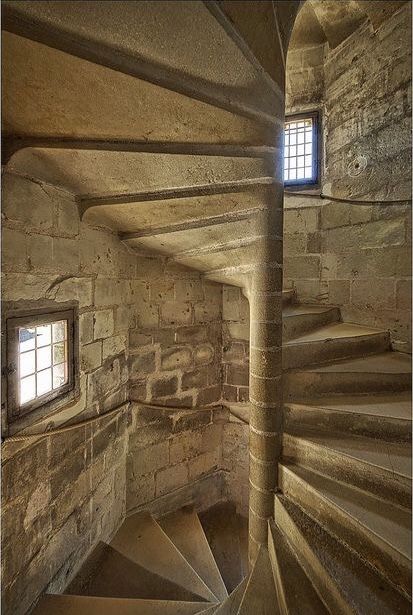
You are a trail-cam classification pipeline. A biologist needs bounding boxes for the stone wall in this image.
[1,173,227,614]
[283,3,412,350]
[126,403,227,517]
[128,263,222,408]
[222,286,250,403]
[284,197,411,351]
[2,407,129,615]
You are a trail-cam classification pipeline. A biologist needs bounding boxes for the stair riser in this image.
[267,523,288,615]
[273,497,352,615]
[284,405,412,442]
[284,333,390,370]
[284,371,412,399]
[282,435,412,509]
[279,466,412,599]
[283,308,340,342]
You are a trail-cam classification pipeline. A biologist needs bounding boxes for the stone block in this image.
[130,350,156,378]
[52,237,79,274]
[79,311,94,345]
[284,233,308,255]
[223,384,238,402]
[149,280,175,302]
[396,279,411,310]
[175,279,204,301]
[175,326,207,344]
[56,196,79,237]
[129,330,152,348]
[189,450,220,481]
[87,358,121,403]
[2,228,27,272]
[351,278,396,309]
[129,441,169,476]
[2,440,48,503]
[161,347,192,370]
[226,363,249,387]
[197,385,222,406]
[325,218,406,252]
[161,301,192,326]
[126,472,155,511]
[155,462,188,497]
[28,234,53,271]
[102,334,127,361]
[181,369,208,391]
[151,375,179,398]
[170,431,202,464]
[284,255,320,279]
[227,322,250,341]
[328,280,350,305]
[2,174,54,231]
[52,276,93,308]
[194,298,221,324]
[81,341,102,372]
[194,344,215,365]
[115,305,134,333]
[94,309,114,340]
[284,207,319,234]
[173,408,212,433]
[223,286,241,320]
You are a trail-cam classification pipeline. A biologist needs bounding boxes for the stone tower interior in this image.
[1,1,412,613]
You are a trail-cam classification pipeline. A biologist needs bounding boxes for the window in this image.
[284,112,320,186]
[5,307,77,425]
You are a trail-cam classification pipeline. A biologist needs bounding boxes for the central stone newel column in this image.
[248,183,284,563]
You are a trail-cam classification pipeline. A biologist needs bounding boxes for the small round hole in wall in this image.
[348,155,368,177]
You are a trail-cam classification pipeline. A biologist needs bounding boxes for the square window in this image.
[5,307,77,425]
[284,112,320,186]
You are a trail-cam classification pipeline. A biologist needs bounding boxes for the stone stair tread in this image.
[268,519,330,615]
[283,304,339,318]
[213,577,248,615]
[31,595,213,614]
[302,352,411,374]
[287,322,386,345]
[237,547,279,614]
[110,512,215,602]
[280,463,412,561]
[285,430,412,479]
[65,541,206,602]
[157,506,228,602]
[274,495,411,615]
[290,392,412,420]
[199,503,247,594]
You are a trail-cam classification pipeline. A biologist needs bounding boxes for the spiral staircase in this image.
[32,291,411,615]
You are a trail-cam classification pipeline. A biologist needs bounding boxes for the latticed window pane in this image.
[284,116,317,184]
[18,319,68,406]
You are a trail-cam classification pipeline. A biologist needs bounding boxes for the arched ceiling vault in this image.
[1,0,407,285]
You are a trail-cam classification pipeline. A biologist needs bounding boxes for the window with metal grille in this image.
[5,308,76,424]
[284,112,320,186]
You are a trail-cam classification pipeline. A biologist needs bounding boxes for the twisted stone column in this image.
[248,182,284,563]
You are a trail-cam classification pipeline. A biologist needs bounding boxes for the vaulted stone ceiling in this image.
[1,0,408,286]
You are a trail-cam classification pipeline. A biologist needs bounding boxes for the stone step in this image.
[279,463,412,598]
[31,595,213,615]
[199,503,248,594]
[283,305,341,342]
[110,512,216,602]
[284,352,412,399]
[267,519,329,615]
[157,506,228,602]
[237,547,278,614]
[283,322,390,370]
[213,577,248,615]
[273,495,411,615]
[283,431,411,509]
[65,542,205,602]
[284,392,412,442]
